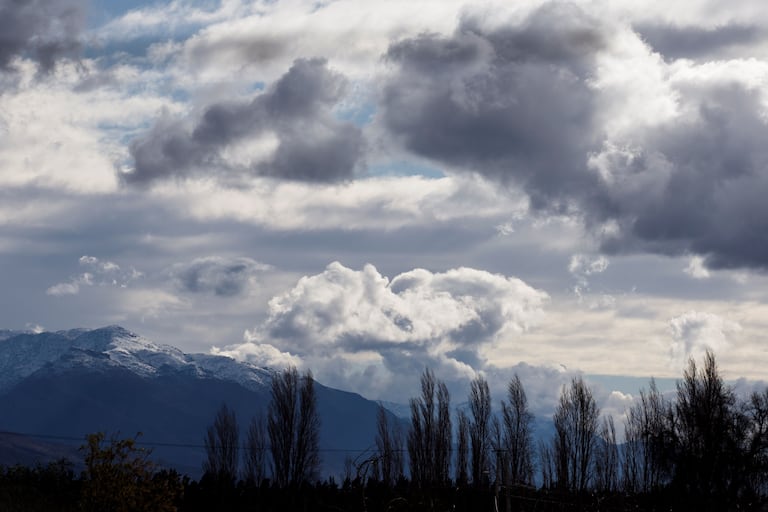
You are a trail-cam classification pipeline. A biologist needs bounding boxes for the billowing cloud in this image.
[46,255,141,296]
[380,3,768,271]
[217,261,548,399]
[381,3,604,211]
[597,78,768,270]
[126,58,364,185]
[669,311,742,366]
[167,256,271,297]
[0,0,84,71]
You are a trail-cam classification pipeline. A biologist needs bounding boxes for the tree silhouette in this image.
[622,378,673,493]
[203,403,239,483]
[268,366,320,487]
[469,375,492,487]
[455,409,470,486]
[375,404,404,486]
[670,351,743,506]
[501,374,534,486]
[552,377,599,493]
[407,368,451,487]
[80,432,180,512]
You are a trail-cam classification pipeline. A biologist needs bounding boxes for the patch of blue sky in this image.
[367,160,446,179]
[87,0,222,28]
[248,82,266,94]
[85,0,224,61]
[336,102,376,127]
[83,36,172,62]
[585,374,678,396]
[87,0,156,28]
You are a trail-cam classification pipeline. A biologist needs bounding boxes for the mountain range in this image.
[0,326,394,477]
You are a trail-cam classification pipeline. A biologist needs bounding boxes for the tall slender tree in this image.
[622,378,672,493]
[552,377,599,493]
[408,368,452,487]
[501,374,534,486]
[268,366,320,487]
[203,403,239,483]
[455,410,470,486]
[436,380,452,484]
[469,376,492,487]
[375,404,404,485]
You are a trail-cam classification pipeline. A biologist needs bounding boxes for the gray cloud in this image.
[125,58,364,184]
[597,84,768,270]
[0,0,85,71]
[635,22,763,60]
[382,3,605,211]
[382,4,768,271]
[168,256,271,297]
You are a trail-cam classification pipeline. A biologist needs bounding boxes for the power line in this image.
[0,429,379,454]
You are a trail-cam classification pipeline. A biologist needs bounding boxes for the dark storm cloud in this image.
[168,256,271,297]
[382,4,768,271]
[635,22,763,60]
[125,58,364,184]
[382,3,604,211]
[598,84,768,270]
[0,0,85,71]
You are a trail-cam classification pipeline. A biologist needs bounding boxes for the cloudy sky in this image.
[3,0,768,412]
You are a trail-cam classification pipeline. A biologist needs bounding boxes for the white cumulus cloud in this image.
[46,255,141,296]
[684,255,711,279]
[669,310,741,367]
[218,261,548,399]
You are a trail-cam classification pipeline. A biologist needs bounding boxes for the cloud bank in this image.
[215,262,548,399]
[379,3,768,272]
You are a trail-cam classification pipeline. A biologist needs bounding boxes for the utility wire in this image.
[0,429,379,453]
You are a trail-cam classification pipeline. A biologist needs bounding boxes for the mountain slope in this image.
[0,326,387,477]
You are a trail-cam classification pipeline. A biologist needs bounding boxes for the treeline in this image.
[3,351,768,511]
[369,352,768,511]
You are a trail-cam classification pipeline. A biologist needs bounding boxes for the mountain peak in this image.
[0,325,398,478]
[0,326,270,393]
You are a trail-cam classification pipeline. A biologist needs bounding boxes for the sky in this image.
[2,0,768,416]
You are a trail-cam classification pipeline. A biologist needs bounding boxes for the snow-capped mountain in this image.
[0,325,272,392]
[0,326,393,477]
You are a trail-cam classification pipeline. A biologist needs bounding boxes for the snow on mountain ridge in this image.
[0,326,271,392]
